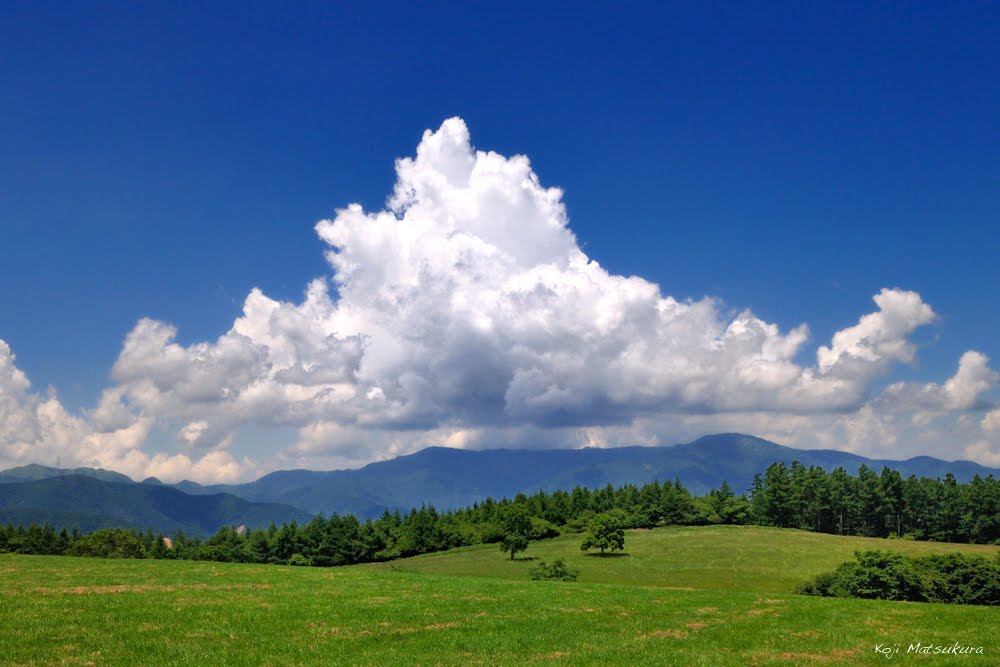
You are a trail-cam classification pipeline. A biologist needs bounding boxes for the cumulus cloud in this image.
[111,120,954,437]
[878,351,998,413]
[3,118,998,479]
[143,449,249,485]
[0,339,250,483]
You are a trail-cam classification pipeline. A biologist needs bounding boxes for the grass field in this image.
[365,525,1000,593]
[1,527,998,666]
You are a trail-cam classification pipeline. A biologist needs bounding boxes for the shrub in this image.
[799,550,1000,605]
[796,571,839,597]
[65,528,147,559]
[564,510,595,534]
[529,517,560,540]
[529,558,579,582]
[841,550,932,601]
[478,521,505,544]
[920,553,1000,605]
[287,553,313,566]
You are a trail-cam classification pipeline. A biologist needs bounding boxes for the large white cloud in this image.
[3,118,998,480]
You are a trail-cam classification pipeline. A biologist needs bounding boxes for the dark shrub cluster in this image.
[799,550,1000,605]
[65,528,147,559]
[529,558,579,582]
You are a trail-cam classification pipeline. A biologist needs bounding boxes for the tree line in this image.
[2,461,1000,565]
[749,462,1000,542]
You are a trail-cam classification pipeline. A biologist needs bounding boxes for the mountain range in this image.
[2,433,997,531]
[0,475,311,535]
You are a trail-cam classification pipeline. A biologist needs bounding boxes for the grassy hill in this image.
[364,525,1000,593]
[1,527,998,665]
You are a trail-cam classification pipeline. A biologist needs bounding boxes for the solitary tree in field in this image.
[500,505,532,560]
[580,511,625,555]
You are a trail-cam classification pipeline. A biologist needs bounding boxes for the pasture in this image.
[2,526,998,665]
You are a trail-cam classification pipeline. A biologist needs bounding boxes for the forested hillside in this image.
[4,461,999,567]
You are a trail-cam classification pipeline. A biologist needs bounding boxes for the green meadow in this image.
[2,527,998,666]
[366,525,1000,593]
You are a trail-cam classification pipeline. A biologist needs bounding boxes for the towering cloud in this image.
[1,118,997,480]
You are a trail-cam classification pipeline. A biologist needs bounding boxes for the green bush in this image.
[65,528,147,559]
[529,558,579,582]
[842,550,933,601]
[796,571,839,597]
[478,521,505,544]
[564,510,595,534]
[529,517,560,540]
[919,553,1000,605]
[799,550,1000,605]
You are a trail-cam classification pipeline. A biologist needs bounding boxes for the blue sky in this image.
[1,2,998,481]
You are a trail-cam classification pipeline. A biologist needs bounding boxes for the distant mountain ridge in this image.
[0,475,311,535]
[0,463,134,485]
[3,434,998,523]
[208,433,996,517]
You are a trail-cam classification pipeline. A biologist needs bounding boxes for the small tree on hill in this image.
[500,505,532,560]
[500,532,529,561]
[580,511,625,555]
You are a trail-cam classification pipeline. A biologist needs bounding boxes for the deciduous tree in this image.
[580,511,625,555]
